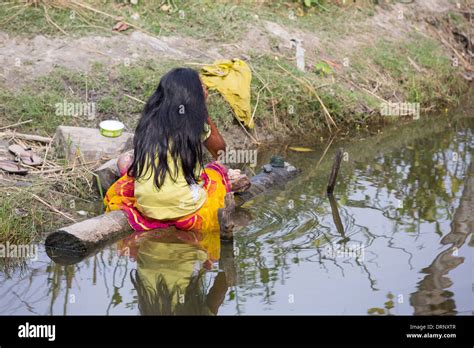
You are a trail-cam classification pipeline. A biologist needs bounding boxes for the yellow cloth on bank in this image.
[134,124,212,220]
[200,59,253,128]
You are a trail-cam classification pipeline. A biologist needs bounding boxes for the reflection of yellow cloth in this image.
[135,229,220,313]
[197,228,220,262]
[200,59,253,128]
[138,240,207,295]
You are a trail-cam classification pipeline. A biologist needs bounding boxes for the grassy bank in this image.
[0,1,373,40]
[0,0,472,245]
[0,31,466,135]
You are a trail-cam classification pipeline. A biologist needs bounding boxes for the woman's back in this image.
[135,150,208,220]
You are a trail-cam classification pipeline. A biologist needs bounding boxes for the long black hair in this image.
[128,68,208,188]
[130,269,209,315]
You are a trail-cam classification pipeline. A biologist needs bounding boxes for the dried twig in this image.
[14,188,76,223]
[42,4,68,35]
[407,56,424,73]
[277,63,338,132]
[41,133,55,171]
[339,75,388,104]
[315,135,336,169]
[249,65,278,128]
[302,74,339,130]
[432,28,474,72]
[0,131,52,143]
[249,83,267,140]
[69,0,158,38]
[124,94,146,104]
[0,3,28,26]
[0,119,32,131]
[28,160,101,174]
[236,118,260,145]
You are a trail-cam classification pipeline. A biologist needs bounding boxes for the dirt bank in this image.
[0,0,473,244]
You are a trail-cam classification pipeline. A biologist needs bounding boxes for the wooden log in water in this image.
[45,210,132,264]
[234,163,299,205]
[45,161,300,261]
[327,148,343,195]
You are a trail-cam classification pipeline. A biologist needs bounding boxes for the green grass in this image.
[0,60,179,134]
[0,167,99,245]
[0,54,340,135]
[353,34,465,108]
[0,35,465,138]
[0,0,375,41]
[0,188,63,245]
[0,192,41,245]
[0,1,254,40]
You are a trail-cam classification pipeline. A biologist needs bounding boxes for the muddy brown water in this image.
[0,110,473,315]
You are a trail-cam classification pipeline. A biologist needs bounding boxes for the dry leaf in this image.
[160,4,171,12]
[289,146,315,152]
[112,21,129,32]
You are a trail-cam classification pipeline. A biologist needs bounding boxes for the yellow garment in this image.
[137,229,220,292]
[200,59,253,128]
[104,162,229,233]
[138,240,208,295]
[134,124,212,220]
[134,229,220,314]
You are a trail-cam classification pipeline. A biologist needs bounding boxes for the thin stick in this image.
[0,119,32,130]
[46,189,94,204]
[0,132,52,143]
[29,192,76,223]
[407,56,423,73]
[0,3,27,26]
[236,118,260,145]
[327,148,343,195]
[185,62,208,66]
[28,160,101,174]
[305,76,338,131]
[69,0,157,38]
[339,74,388,103]
[124,94,146,104]
[42,4,68,36]
[249,65,278,128]
[277,63,338,132]
[315,135,335,169]
[433,29,474,71]
[41,133,55,171]
[249,83,266,137]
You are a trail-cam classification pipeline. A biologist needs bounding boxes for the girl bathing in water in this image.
[104,68,248,237]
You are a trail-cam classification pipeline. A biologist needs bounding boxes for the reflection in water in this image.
[0,114,473,315]
[410,163,473,315]
[328,195,349,243]
[122,228,230,315]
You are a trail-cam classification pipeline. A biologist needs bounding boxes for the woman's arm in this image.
[204,116,226,160]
